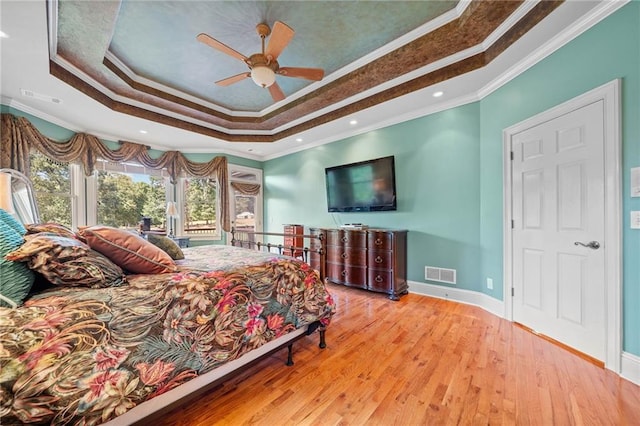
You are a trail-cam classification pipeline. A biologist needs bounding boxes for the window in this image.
[29,151,73,227]
[178,177,219,238]
[233,195,256,231]
[94,161,168,231]
[229,165,263,235]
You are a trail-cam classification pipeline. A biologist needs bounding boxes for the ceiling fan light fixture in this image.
[251,66,276,88]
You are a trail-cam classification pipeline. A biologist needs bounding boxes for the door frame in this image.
[503,79,622,371]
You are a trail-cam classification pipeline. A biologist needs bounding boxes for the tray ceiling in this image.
[3,0,616,158]
[48,0,561,143]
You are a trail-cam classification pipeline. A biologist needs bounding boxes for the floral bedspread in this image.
[0,247,335,425]
[176,244,291,272]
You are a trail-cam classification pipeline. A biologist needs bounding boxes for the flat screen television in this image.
[325,156,397,212]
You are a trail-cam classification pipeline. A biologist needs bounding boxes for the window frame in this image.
[29,152,84,229]
[174,176,222,241]
[87,160,171,231]
[228,164,263,239]
[28,157,262,244]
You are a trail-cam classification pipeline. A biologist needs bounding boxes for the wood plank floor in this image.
[160,284,640,425]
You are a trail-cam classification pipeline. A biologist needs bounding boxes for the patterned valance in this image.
[231,181,261,196]
[0,113,230,231]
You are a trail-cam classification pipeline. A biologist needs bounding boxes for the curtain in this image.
[231,181,261,196]
[0,113,230,231]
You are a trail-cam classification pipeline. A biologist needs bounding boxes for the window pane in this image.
[97,171,166,230]
[184,178,217,235]
[234,195,256,232]
[30,152,72,227]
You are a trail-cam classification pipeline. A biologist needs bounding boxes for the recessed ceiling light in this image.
[0,31,8,39]
[139,130,148,134]
[295,138,303,142]
[433,91,444,98]
[349,120,358,125]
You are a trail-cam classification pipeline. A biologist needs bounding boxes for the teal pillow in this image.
[0,208,26,236]
[0,220,35,308]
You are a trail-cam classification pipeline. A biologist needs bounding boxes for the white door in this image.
[512,100,605,361]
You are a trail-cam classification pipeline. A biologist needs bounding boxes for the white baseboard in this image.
[621,351,640,385]
[408,280,505,318]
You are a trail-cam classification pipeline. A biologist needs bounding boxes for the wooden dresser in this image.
[310,227,407,300]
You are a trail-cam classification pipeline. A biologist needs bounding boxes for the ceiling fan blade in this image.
[269,82,286,102]
[265,21,294,60]
[215,72,250,86]
[277,67,324,81]
[197,33,247,62]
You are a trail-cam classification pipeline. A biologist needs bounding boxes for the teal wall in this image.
[264,102,482,290]
[263,3,640,356]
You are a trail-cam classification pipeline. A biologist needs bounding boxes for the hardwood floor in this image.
[160,284,640,425]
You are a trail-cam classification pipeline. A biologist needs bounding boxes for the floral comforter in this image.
[0,246,335,425]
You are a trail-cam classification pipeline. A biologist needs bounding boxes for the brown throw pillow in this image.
[77,226,176,274]
[25,222,76,239]
[147,234,185,260]
[5,234,126,288]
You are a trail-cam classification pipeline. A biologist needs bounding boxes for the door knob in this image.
[574,241,600,250]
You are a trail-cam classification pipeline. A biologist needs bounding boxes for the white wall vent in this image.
[425,266,457,284]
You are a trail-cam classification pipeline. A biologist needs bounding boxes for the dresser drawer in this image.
[368,269,394,292]
[326,230,366,247]
[368,232,393,251]
[327,262,367,287]
[327,246,367,265]
[368,250,392,269]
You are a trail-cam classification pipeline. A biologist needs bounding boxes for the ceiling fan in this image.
[197,21,325,102]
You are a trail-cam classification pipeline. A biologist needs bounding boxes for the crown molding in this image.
[478,0,630,99]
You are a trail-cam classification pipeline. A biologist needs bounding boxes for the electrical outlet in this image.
[487,278,493,290]
[631,211,640,229]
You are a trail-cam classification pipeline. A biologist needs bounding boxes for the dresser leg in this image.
[388,293,400,301]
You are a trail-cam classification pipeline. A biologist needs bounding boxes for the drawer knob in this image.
[341,237,348,243]
[375,275,383,283]
[374,256,383,264]
[375,238,383,245]
[341,270,347,277]
[341,253,347,259]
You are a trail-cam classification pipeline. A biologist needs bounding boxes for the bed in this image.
[0,241,335,425]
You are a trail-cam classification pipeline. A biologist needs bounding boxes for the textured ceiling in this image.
[43,0,567,145]
[57,0,457,111]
